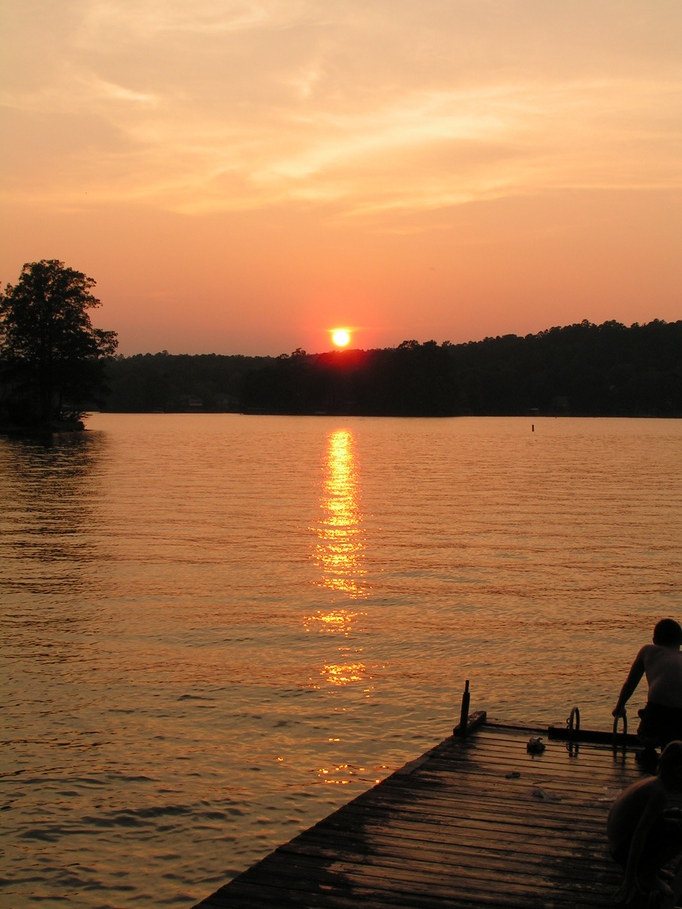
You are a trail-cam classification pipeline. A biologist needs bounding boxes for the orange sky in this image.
[1,1,680,356]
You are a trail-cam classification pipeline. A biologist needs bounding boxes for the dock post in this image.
[454,679,470,736]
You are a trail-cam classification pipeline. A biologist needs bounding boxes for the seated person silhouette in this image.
[607,740,682,908]
[613,619,682,767]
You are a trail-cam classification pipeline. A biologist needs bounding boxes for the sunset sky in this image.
[1,1,680,356]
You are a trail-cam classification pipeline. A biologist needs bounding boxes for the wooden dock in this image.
[193,712,645,908]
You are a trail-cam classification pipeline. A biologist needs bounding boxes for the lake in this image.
[1,413,681,908]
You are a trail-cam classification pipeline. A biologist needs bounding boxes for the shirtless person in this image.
[613,619,682,759]
[607,740,682,907]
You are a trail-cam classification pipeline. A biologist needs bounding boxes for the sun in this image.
[331,328,351,348]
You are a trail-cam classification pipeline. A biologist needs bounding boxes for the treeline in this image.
[103,352,265,413]
[102,320,682,417]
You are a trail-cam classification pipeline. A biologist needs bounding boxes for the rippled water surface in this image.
[1,414,681,908]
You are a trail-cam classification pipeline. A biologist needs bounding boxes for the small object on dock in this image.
[526,735,546,754]
[532,786,562,801]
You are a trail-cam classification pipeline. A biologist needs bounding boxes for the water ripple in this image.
[1,414,680,908]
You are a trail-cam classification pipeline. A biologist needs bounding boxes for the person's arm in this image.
[617,786,666,905]
[613,648,646,717]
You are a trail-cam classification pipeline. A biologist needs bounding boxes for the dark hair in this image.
[653,618,682,646]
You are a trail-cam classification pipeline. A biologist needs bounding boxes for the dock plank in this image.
[192,720,644,908]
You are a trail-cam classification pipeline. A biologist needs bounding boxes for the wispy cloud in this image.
[76,0,293,41]
[2,1,681,218]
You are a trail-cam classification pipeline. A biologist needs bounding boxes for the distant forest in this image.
[102,320,682,418]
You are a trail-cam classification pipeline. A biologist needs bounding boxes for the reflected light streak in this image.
[311,428,369,599]
[316,763,353,785]
[303,608,359,635]
[322,661,366,686]
[315,761,383,786]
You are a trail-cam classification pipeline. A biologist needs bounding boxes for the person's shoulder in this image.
[640,643,659,656]
[637,643,656,660]
[640,642,681,666]
[620,774,661,806]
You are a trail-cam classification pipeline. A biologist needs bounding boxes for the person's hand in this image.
[612,706,626,718]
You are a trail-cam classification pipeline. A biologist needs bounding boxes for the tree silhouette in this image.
[0,260,118,429]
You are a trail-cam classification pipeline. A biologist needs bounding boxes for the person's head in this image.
[653,618,682,647]
[658,740,682,788]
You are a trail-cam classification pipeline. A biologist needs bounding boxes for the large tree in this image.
[0,259,118,429]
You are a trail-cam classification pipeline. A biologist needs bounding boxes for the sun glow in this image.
[331,328,351,348]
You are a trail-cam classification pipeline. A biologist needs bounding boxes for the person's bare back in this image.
[642,645,682,709]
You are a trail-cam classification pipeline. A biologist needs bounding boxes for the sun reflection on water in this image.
[311,428,368,600]
[315,763,354,785]
[306,429,373,697]
[321,660,366,686]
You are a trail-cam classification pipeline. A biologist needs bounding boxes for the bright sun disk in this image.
[331,328,351,348]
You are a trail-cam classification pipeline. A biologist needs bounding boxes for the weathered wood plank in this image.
[192,719,645,908]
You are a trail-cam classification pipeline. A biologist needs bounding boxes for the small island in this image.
[0,260,118,433]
